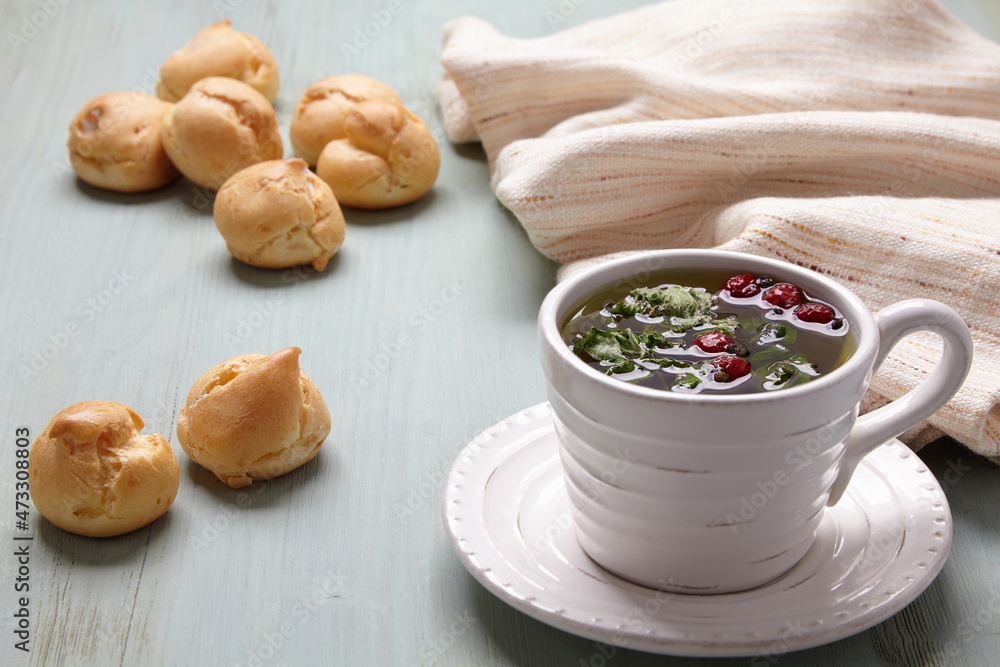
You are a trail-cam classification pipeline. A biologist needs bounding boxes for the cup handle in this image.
[826,299,974,506]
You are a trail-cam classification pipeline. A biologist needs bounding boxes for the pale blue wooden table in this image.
[1,1,998,665]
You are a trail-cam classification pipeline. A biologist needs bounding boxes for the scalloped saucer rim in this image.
[442,402,952,658]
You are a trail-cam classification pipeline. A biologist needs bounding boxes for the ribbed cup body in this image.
[549,391,854,592]
[538,250,880,594]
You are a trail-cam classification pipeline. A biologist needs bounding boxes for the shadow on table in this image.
[70,175,279,225]
[859,562,963,666]
[341,188,439,226]
[73,175,191,206]
[226,251,343,287]
[37,504,176,566]
[73,174,224,225]
[462,562,927,666]
[451,142,488,163]
[918,437,1000,533]
[856,433,1000,666]
[465,576,755,666]
[182,447,330,510]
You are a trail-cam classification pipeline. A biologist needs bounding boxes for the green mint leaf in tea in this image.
[611,360,637,374]
[785,354,820,376]
[607,285,714,328]
[761,360,799,390]
[654,285,712,318]
[606,299,642,318]
[574,328,629,363]
[707,318,740,337]
[751,343,793,365]
[673,372,702,391]
[756,321,788,345]
[561,269,853,395]
[574,327,650,363]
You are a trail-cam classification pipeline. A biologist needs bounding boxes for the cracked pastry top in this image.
[289,74,403,167]
[213,158,346,271]
[177,348,332,489]
[316,98,440,209]
[67,92,180,193]
[161,76,283,190]
[156,20,279,104]
[28,401,180,537]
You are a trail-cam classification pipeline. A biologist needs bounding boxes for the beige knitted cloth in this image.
[438,0,1000,459]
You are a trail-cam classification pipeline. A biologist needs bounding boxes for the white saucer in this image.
[442,402,951,658]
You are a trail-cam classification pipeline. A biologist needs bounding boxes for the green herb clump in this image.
[567,280,831,392]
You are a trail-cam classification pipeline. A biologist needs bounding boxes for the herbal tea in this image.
[561,268,855,394]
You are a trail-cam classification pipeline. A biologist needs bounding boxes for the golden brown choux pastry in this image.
[315,99,439,209]
[29,401,180,538]
[214,159,346,271]
[161,77,282,190]
[177,348,331,489]
[67,92,180,193]
[156,21,279,104]
[289,74,402,167]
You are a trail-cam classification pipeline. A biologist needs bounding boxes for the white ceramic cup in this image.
[538,250,973,594]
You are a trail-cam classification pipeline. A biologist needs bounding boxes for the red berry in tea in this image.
[763,283,804,308]
[794,303,836,324]
[562,270,850,394]
[711,355,751,382]
[724,274,760,298]
[693,331,736,353]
